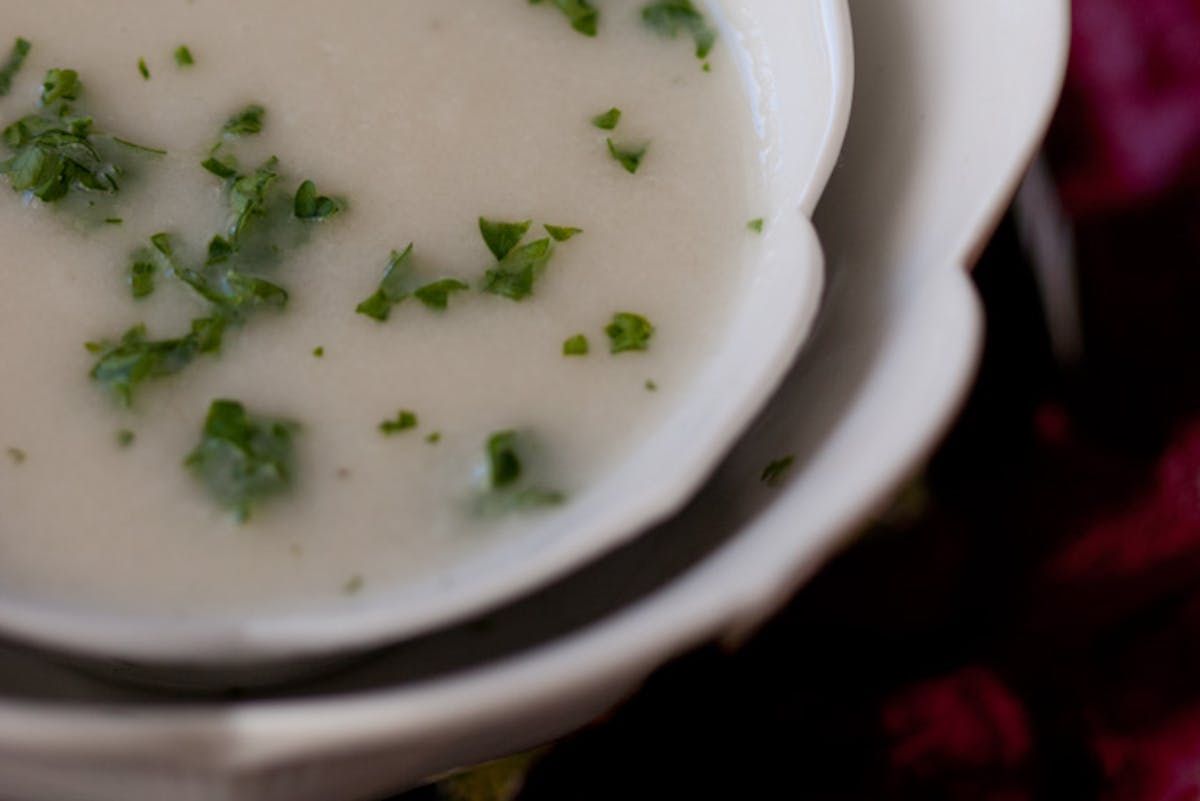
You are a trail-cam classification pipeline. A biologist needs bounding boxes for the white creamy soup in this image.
[0,0,763,616]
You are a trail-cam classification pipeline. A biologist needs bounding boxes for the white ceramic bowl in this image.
[0,1,1068,799]
[0,0,854,672]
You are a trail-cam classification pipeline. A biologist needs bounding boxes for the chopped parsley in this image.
[104,217,123,225]
[0,71,118,201]
[293,179,342,221]
[606,312,655,353]
[87,322,220,406]
[379,410,418,435]
[174,46,195,67]
[645,379,658,391]
[479,218,532,261]
[126,232,176,299]
[205,234,234,264]
[312,346,324,358]
[131,230,286,320]
[6,447,26,465]
[185,399,298,523]
[606,138,647,174]
[109,136,167,156]
[530,0,599,37]
[480,430,565,512]
[414,278,469,310]
[478,218,577,301]
[641,0,717,59]
[137,58,150,80]
[0,67,163,202]
[220,104,266,140]
[426,432,442,444]
[563,334,589,356]
[343,575,365,595]
[0,37,31,97]
[486,430,523,489]
[176,264,288,319]
[117,429,135,448]
[226,156,280,245]
[129,257,156,299]
[201,155,237,179]
[41,67,80,106]
[482,238,554,300]
[544,224,582,242]
[761,456,795,487]
[748,218,764,233]
[91,104,340,408]
[357,244,415,321]
[591,108,621,130]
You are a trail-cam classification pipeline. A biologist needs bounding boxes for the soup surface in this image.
[0,0,764,616]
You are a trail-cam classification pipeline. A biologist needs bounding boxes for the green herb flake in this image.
[201,156,237,179]
[88,323,205,406]
[703,61,712,72]
[414,278,469,310]
[761,456,795,487]
[137,58,150,81]
[343,575,365,595]
[293,179,342,221]
[0,70,125,202]
[0,37,31,97]
[176,265,288,319]
[357,244,415,321]
[174,46,195,67]
[110,136,166,156]
[129,257,156,299]
[531,0,599,37]
[117,429,135,448]
[563,334,589,356]
[426,432,442,444]
[312,346,325,358]
[544,224,582,242]
[226,156,279,244]
[748,218,764,233]
[641,0,718,59]
[591,107,621,130]
[220,104,266,140]
[606,139,647,174]
[645,379,658,392]
[205,234,234,265]
[185,399,297,523]
[606,312,655,353]
[480,431,565,512]
[486,430,523,489]
[40,67,80,106]
[482,238,554,301]
[380,410,418,435]
[478,218,532,261]
[6,447,26,465]
[104,217,123,225]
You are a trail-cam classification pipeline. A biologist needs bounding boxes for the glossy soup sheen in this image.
[0,0,763,616]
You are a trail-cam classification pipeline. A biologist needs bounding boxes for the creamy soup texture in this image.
[0,0,763,616]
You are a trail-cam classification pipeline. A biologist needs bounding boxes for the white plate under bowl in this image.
[0,0,853,671]
[0,1,1068,799]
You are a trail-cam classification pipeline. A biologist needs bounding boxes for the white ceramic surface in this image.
[0,0,853,670]
[0,1,1069,799]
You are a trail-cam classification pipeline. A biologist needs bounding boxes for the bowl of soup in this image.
[0,0,851,671]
